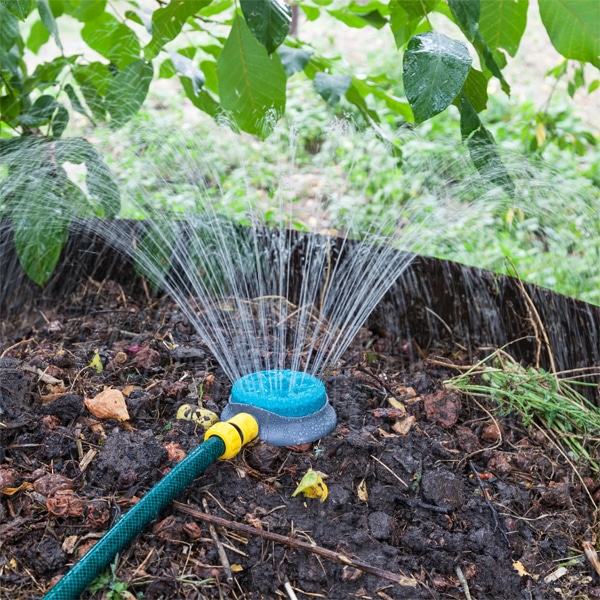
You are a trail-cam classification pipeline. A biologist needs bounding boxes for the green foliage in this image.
[0,0,599,287]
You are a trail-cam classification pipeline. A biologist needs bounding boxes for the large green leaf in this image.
[448,0,510,94]
[37,0,62,50]
[105,59,153,128]
[459,93,514,196]
[26,19,50,52]
[278,45,313,77]
[403,31,472,123]
[82,13,140,69]
[479,0,528,57]
[1,0,31,20]
[145,0,211,59]
[539,0,600,67]
[72,62,111,120]
[395,0,436,21]
[240,0,291,54]
[0,3,19,50]
[11,177,70,287]
[314,72,351,106]
[217,14,286,139]
[389,2,430,48]
[461,67,488,113]
[53,138,121,217]
[64,0,106,22]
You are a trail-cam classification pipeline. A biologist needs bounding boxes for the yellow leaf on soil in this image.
[84,389,130,422]
[357,478,368,502]
[292,469,328,502]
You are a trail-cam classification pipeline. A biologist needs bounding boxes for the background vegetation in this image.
[0,0,599,304]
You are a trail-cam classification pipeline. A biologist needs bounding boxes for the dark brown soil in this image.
[1,280,598,600]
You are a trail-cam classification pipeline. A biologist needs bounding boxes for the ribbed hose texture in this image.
[43,436,226,600]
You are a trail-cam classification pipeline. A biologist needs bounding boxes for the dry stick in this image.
[454,565,473,600]
[0,338,36,359]
[509,259,557,374]
[202,498,234,585]
[173,501,416,587]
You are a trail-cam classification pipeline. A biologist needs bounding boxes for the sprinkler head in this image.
[221,370,336,446]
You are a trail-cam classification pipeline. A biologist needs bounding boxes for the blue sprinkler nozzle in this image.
[221,370,336,446]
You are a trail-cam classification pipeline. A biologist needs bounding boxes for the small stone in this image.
[368,511,394,541]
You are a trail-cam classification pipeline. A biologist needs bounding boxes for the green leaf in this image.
[300,4,320,21]
[448,0,480,40]
[53,138,120,217]
[479,0,528,57]
[313,72,351,105]
[1,0,31,20]
[105,59,153,128]
[82,13,141,69]
[169,51,204,94]
[328,6,387,29]
[216,14,286,139]
[37,0,62,50]
[12,178,70,286]
[26,19,50,52]
[459,93,514,196]
[72,62,111,120]
[64,0,106,22]
[403,31,472,123]
[0,3,19,50]
[145,0,211,59]
[18,94,58,126]
[278,45,313,77]
[240,0,291,54]
[395,0,436,20]
[448,0,510,94]
[85,151,120,217]
[64,82,95,124]
[389,3,421,48]
[51,103,68,137]
[25,55,75,92]
[461,67,488,113]
[539,0,600,67]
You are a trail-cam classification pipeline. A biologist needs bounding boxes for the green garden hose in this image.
[43,414,258,600]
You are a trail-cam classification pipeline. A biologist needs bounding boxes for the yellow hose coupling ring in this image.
[204,413,259,459]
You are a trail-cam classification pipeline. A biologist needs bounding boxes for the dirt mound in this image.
[0,283,598,599]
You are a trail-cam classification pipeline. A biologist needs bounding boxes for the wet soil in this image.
[1,280,599,600]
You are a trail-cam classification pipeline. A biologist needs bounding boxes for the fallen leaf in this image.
[33,473,73,496]
[387,397,406,410]
[62,535,78,554]
[543,566,567,583]
[47,490,84,517]
[512,560,539,580]
[357,478,369,502]
[292,469,328,502]
[371,407,407,419]
[423,390,461,428]
[88,350,103,373]
[392,415,416,435]
[164,442,186,462]
[84,389,130,422]
[584,541,600,577]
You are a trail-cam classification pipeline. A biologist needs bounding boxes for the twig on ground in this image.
[583,541,600,577]
[202,498,233,585]
[283,579,299,600]
[455,565,473,600]
[173,501,417,587]
[0,338,36,359]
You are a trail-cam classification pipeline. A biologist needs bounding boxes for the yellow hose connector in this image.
[204,412,259,459]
